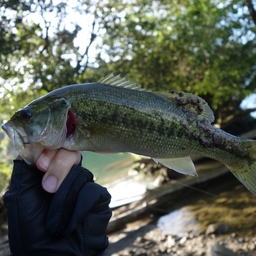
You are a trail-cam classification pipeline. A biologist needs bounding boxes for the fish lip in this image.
[2,121,30,145]
[2,121,14,141]
[2,121,44,164]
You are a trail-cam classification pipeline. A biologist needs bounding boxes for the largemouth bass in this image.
[2,74,256,194]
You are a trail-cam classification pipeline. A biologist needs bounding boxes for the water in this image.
[81,152,134,184]
[157,208,200,236]
[157,183,256,237]
[81,152,147,208]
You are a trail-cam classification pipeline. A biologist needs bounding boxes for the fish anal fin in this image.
[155,90,214,123]
[153,156,198,176]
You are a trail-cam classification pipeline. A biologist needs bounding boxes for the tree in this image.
[1,0,256,128]
[0,0,102,113]
[98,0,256,126]
[244,0,256,25]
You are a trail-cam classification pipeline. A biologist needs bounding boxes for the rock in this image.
[206,223,229,235]
[209,242,236,256]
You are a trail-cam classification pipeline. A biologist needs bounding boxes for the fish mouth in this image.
[2,121,44,164]
[2,121,30,147]
[2,122,13,140]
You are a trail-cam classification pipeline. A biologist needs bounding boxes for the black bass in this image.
[2,74,256,194]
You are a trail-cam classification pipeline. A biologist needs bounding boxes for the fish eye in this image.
[20,109,32,121]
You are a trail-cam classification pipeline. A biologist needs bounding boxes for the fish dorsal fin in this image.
[155,90,214,123]
[98,74,146,91]
[153,156,198,176]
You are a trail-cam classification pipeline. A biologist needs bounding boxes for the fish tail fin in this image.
[226,140,256,195]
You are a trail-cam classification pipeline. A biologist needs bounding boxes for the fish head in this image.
[2,97,71,164]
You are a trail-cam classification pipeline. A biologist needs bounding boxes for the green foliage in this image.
[0,0,101,112]
[98,0,256,123]
[0,161,11,195]
[0,130,12,194]
[0,0,256,127]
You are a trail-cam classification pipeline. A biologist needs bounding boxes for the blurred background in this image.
[1,0,256,255]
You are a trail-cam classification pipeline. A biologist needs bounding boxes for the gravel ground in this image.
[105,182,256,256]
[1,228,256,256]
[105,223,256,256]
[0,235,9,256]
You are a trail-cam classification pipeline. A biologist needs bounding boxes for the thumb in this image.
[36,149,81,193]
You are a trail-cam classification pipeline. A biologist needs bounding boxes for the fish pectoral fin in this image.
[153,156,198,176]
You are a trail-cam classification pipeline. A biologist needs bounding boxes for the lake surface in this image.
[81,152,148,208]
[157,183,256,237]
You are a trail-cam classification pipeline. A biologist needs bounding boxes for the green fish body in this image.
[2,74,256,194]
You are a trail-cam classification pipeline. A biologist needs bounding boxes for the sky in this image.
[241,94,256,118]
[26,0,103,64]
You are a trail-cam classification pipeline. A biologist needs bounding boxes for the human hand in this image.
[36,149,81,193]
[4,159,112,255]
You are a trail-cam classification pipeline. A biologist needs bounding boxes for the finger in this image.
[41,149,81,193]
[36,149,58,172]
[16,155,24,161]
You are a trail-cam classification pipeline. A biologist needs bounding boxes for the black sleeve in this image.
[4,160,112,256]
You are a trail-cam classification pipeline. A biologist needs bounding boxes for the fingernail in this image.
[37,155,51,172]
[42,175,58,193]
